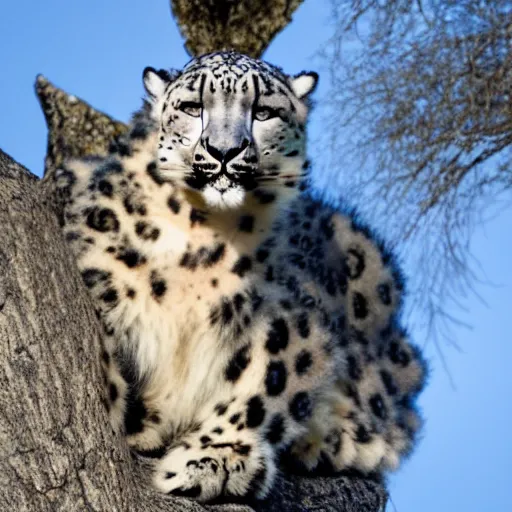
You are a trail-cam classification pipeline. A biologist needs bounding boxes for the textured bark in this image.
[169,0,304,58]
[36,75,128,180]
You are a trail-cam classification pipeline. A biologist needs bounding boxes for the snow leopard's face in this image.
[143,51,318,209]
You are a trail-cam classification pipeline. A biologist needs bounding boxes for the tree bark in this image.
[169,0,305,58]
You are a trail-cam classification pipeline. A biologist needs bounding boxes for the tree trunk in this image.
[169,0,305,58]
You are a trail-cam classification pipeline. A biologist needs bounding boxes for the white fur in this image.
[202,183,245,209]
[144,68,168,100]
[290,73,318,99]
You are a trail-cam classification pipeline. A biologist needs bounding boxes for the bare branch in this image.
[320,0,512,340]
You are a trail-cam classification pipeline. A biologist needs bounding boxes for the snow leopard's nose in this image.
[202,137,251,165]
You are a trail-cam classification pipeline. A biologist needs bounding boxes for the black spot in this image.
[86,207,119,232]
[300,295,316,309]
[296,313,310,338]
[380,370,398,396]
[136,446,167,458]
[265,361,287,396]
[238,215,254,233]
[109,383,118,402]
[165,472,177,479]
[149,412,161,424]
[170,485,202,498]
[203,243,225,267]
[135,221,160,241]
[346,248,365,279]
[235,444,251,456]
[81,268,110,288]
[190,208,207,226]
[98,179,113,197]
[229,413,241,424]
[150,270,167,300]
[109,136,131,156]
[100,288,118,304]
[126,288,136,299]
[65,231,81,242]
[200,435,211,445]
[212,427,223,435]
[284,149,299,157]
[147,161,165,185]
[246,395,266,428]
[167,196,181,214]
[347,355,362,380]
[233,293,245,312]
[249,288,263,312]
[256,249,269,262]
[266,414,285,444]
[295,350,313,376]
[221,299,234,325]
[388,341,411,366]
[214,403,228,416]
[319,216,334,240]
[356,425,371,443]
[265,318,289,354]
[211,278,218,287]
[225,344,251,382]
[289,392,312,422]
[289,234,300,246]
[369,393,388,420]
[279,302,292,313]
[377,283,392,305]
[350,328,369,346]
[116,248,146,268]
[231,255,252,277]
[353,292,369,319]
[125,395,147,435]
[304,203,319,218]
[123,197,135,215]
[179,252,198,270]
[265,265,274,281]
[288,252,306,269]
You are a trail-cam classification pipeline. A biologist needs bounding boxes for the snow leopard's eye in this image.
[178,101,203,118]
[254,106,280,122]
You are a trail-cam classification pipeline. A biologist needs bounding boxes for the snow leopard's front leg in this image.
[152,396,278,501]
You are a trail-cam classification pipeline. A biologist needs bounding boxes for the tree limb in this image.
[169,0,305,58]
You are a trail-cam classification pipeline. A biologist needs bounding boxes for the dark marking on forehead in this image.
[179,51,295,99]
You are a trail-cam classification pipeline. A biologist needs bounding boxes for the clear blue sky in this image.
[1,1,511,510]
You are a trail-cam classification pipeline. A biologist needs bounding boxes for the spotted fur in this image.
[58,51,426,502]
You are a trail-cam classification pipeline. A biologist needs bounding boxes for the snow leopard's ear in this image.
[143,67,173,101]
[290,72,319,100]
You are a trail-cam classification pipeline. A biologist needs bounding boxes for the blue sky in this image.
[1,1,511,510]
